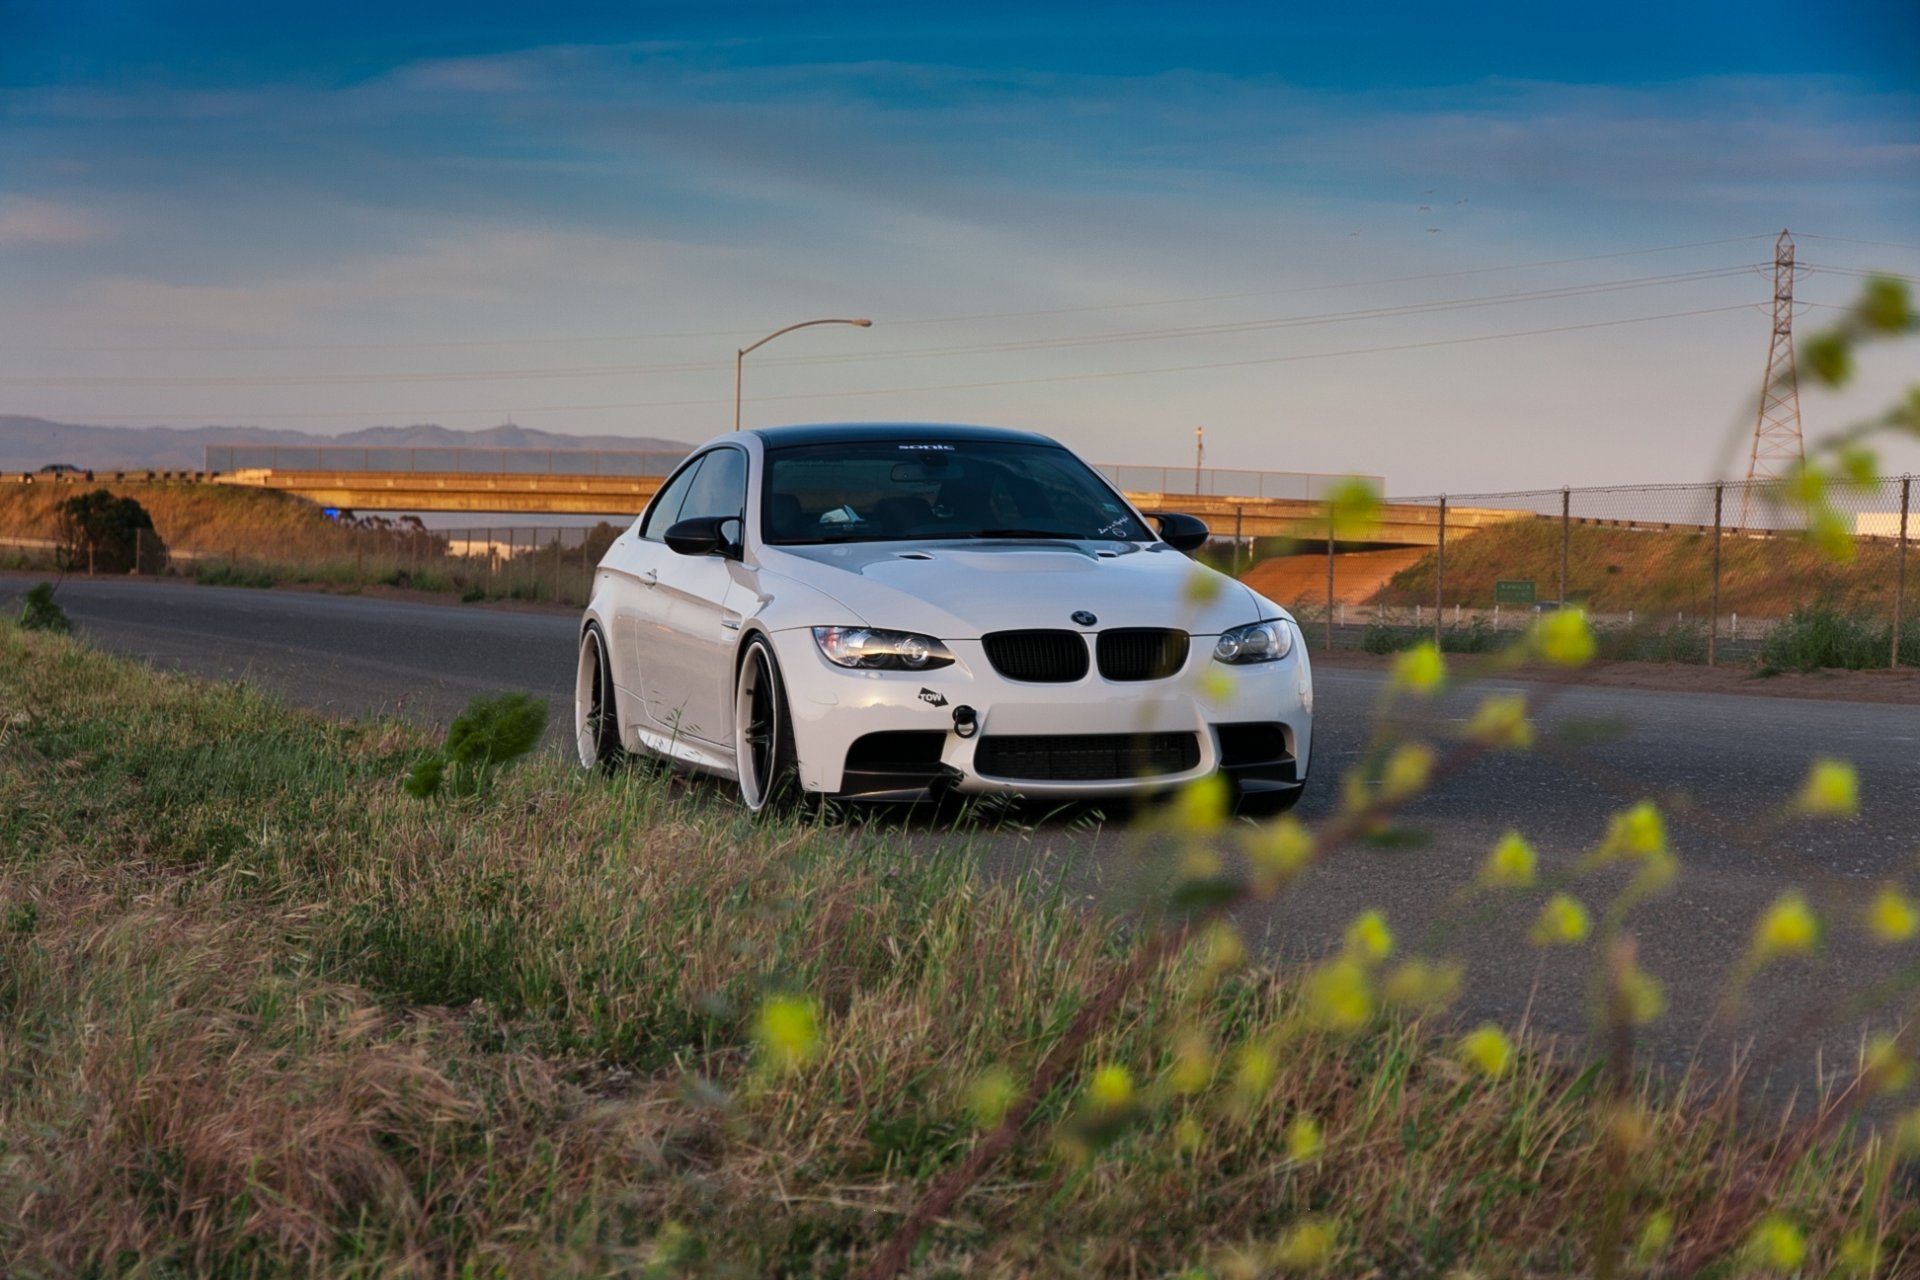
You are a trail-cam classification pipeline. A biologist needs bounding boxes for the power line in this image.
[0,265,1761,389]
[124,302,1758,422]
[5,233,1776,357]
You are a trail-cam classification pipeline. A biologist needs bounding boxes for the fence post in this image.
[1233,505,1244,576]
[1559,487,1570,607]
[1434,496,1447,646]
[1896,476,1912,669]
[1709,482,1723,667]
[1325,504,1336,651]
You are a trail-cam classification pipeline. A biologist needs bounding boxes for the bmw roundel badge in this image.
[1071,610,1098,627]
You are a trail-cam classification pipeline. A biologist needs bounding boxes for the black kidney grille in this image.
[1096,628,1190,681]
[982,630,1089,682]
[974,733,1200,782]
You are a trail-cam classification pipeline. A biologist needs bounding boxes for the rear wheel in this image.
[735,635,804,814]
[574,623,626,771]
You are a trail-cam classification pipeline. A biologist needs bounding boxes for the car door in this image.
[612,455,705,713]
[641,445,750,746]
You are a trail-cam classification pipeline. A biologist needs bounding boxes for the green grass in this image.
[0,624,1911,1276]
[193,560,280,589]
[1761,605,1920,672]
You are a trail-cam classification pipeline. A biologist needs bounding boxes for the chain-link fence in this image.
[8,467,1913,666]
[1270,477,1915,667]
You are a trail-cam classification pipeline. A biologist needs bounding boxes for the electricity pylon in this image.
[1741,229,1803,528]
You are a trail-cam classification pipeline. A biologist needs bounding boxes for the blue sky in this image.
[2,0,1916,490]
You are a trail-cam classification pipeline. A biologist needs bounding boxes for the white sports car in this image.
[574,423,1312,814]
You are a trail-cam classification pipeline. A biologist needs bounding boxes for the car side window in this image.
[676,447,747,526]
[639,456,707,542]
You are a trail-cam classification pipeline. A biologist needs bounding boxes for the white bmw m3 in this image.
[574,423,1312,814]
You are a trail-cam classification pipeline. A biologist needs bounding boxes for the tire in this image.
[574,622,626,772]
[734,635,805,815]
[1233,780,1304,818]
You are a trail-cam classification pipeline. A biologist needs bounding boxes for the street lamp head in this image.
[851,318,872,327]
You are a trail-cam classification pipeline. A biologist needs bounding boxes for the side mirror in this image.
[664,516,741,558]
[1146,510,1209,554]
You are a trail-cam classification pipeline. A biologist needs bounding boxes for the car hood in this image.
[757,539,1280,639]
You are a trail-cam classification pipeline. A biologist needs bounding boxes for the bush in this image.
[16,582,69,633]
[405,691,549,798]
[1760,606,1919,671]
[194,561,278,589]
[1362,617,1499,654]
[1598,622,1708,664]
[55,489,168,574]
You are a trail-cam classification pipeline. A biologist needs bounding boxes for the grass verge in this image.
[1,624,1910,1276]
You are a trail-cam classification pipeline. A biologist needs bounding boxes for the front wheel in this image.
[575,622,626,771]
[734,635,805,814]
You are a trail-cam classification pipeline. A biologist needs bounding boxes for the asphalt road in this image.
[8,574,1919,1108]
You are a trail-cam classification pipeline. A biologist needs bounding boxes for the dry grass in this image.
[1374,517,1910,620]
[1,624,1913,1276]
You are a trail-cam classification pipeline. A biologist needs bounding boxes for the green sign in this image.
[1494,579,1537,605]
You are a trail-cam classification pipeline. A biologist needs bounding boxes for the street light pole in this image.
[734,317,872,431]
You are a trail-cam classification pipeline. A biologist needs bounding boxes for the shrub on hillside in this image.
[55,489,168,574]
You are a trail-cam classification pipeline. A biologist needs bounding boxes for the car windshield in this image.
[761,440,1151,545]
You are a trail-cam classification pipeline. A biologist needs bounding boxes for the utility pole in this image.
[1193,426,1205,494]
[1741,230,1804,528]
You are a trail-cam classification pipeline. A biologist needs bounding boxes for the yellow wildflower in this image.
[1530,893,1591,946]
[1465,693,1533,749]
[1381,959,1463,1011]
[1618,964,1666,1026]
[1867,885,1920,943]
[1839,1231,1883,1278]
[1200,920,1246,975]
[1865,1034,1913,1094]
[1174,772,1230,833]
[1752,891,1820,961]
[1305,958,1374,1032]
[1273,1218,1336,1271]
[1286,1114,1323,1162]
[1457,1024,1514,1078]
[1244,816,1314,896]
[1602,800,1667,859]
[1746,1215,1806,1273]
[1087,1063,1134,1110]
[1343,910,1395,964]
[754,995,822,1071]
[1533,608,1595,666]
[1233,1043,1278,1098]
[1326,477,1383,540]
[1380,742,1435,802]
[965,1065,1018,1127]
[1174,1113,1205,1154]
[1478,831,1537,889]
[1390,642,1447,695]
[1167,1030,1214,1096]
[1632,1210,1675,1263]
[1797,758,1860,817]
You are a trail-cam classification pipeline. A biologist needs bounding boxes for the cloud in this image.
[0,196,112,246]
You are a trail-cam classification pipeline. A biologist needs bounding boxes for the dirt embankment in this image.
[1312,646,1920,706]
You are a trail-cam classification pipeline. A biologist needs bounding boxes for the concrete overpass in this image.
[214,467,1528,549]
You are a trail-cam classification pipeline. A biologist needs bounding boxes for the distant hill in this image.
[0,416,694,472]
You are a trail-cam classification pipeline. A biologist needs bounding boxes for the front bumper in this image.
[767,628,1313,800]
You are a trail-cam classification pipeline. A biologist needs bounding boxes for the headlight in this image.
[812,626,955,671]
[1213,619,1293,664]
